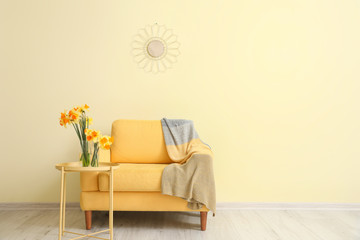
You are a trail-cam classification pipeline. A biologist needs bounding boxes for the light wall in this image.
[1,0,360,203]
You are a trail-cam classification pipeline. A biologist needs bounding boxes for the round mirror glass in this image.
[147,40,165,58]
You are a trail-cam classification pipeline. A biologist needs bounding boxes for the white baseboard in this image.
[216,202,360,211]
[0,202,80,211]
[1,202,360,211]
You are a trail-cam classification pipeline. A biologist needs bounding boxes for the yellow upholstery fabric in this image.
[98,163,168,192]
[80,172,99,192]
[111,120,172,164]
[80,191,208,212]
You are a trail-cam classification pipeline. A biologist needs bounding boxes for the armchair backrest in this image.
[111,119,172,164]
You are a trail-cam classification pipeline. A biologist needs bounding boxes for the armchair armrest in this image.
[80,149,111,192]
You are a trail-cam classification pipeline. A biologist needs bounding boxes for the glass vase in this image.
[80,151,91,167]
[91,149,99,167]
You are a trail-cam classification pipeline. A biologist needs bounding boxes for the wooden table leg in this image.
[109,167,113,240]
[59,167,65,240]
[62,172,66,235]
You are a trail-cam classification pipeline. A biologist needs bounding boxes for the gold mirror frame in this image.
[132,24,180,73]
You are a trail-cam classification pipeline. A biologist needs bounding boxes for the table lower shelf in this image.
[63,229,110,240]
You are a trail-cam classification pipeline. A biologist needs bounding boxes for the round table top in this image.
[55,161,120,172]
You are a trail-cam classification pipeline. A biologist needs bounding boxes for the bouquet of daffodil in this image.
[59,104,93,167]
[84,129,114,167]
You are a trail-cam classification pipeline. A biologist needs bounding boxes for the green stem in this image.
[91,143,99,167]
[72,123,83,150]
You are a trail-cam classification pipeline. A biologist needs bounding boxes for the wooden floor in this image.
[0,209,359,240]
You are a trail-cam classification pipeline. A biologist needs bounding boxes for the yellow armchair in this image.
[80,120,209,231]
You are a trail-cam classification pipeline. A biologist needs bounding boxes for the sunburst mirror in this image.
[132,24,180,73]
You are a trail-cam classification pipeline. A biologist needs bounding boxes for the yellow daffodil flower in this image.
[79,104,90,112]
[99,136,113,150]
[87,117,93,125]
[59,111,70,127]
[84,129,101,143]
[68,109,80,123]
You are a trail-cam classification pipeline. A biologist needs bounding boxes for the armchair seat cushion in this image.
[98,163,168,192]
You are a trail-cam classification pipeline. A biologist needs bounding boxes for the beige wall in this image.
[1,0,360,203]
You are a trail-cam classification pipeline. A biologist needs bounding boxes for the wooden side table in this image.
[55,162,120,240]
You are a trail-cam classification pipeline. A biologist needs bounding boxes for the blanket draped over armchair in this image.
[161,118,216,214]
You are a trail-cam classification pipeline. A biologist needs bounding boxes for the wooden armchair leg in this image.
[85,211,92,230]
[200,211,207,231]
